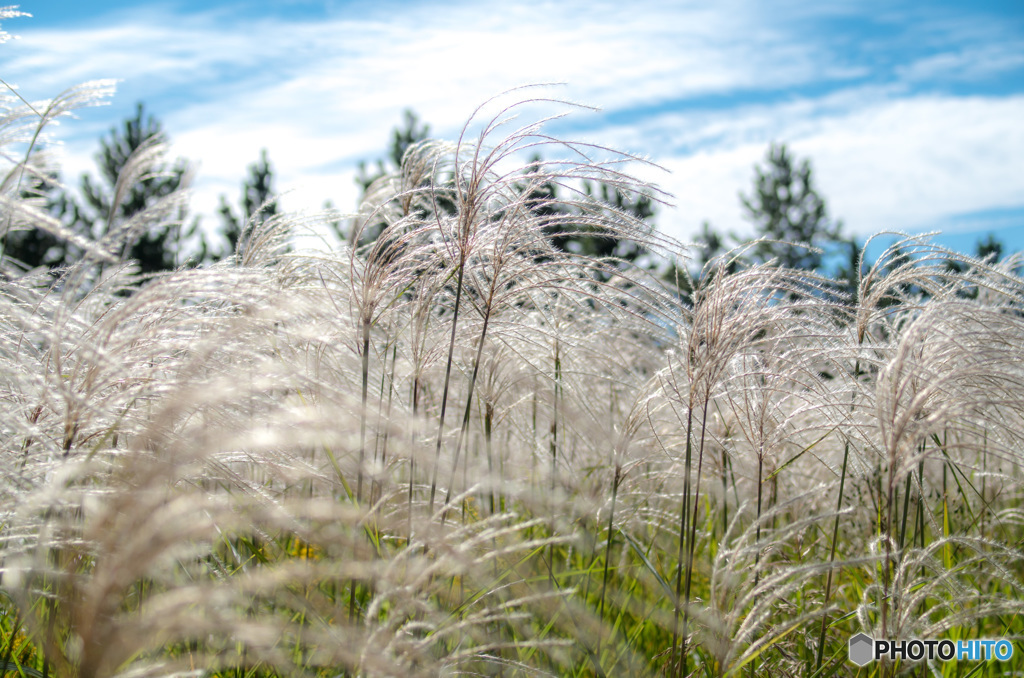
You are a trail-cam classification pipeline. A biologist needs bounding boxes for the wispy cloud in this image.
[5,0,1023,248]
[639,93,1024,242]
[896,44,1024,83]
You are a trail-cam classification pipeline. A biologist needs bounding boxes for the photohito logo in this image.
[848,633,1015,666]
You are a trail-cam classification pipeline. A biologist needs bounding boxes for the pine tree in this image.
[217,149,277,260]
[78,102,190,274]
[356,109,430,193]
[2,169,75,271]
[352,111,658,271]
[740,143,842,272]
[4,103,194,275]
[693,220,733,271]
[520,156,656,266]
[976,233,1003,261]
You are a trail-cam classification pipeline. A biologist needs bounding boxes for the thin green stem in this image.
[671,404,694,678]
[596,464,621,662]
[429,261,466,514]
[815,358,860,672]
[357,319,371,504]
[551,342,561,489]
[442,301,493,518]
[485,402,495,515]
[750,453,765,678]
[815,440,849,670]
[683,402,710,646]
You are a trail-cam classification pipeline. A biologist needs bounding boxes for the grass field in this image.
[2,78,1023,677]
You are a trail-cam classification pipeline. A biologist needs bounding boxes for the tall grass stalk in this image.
[814,357,861,671]
[428,258,466,514]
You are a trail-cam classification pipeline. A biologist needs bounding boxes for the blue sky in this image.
[3,0,1023,257]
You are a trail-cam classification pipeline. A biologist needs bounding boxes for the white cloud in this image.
[897,44,1024,83]
[6,0,1023,254]
[638,94,1024,244]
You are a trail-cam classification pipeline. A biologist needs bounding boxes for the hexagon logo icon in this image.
[849,633,874,666]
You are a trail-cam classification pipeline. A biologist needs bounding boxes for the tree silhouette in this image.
[2,169,76,271]
[217,148,278,260]
[740,143,842,272]
[515,155,657,270]
[78,102,191,274]
[976,233,1003,261]
[356,109,430,193]
[4,103,195,276]
[353,112,658,267]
